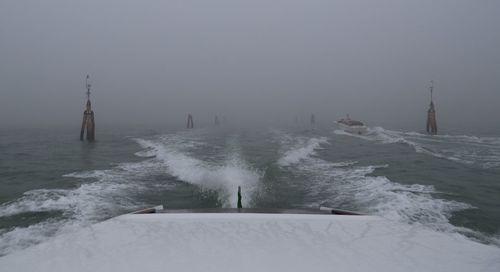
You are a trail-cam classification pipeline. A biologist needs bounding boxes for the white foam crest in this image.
[116,160,165,173]
[352,176,472,230]
[335,126,500,168]
[133,132,208,161]
[63,170,113,179]
[435,134,500,145]
[368,127,408,144]
[492,235,500,247]
[134,149,156,158]
[0,179,135,220]
[333,129,374,141]
[278,137,329,166]
[296,157,477,238]
[135,138,159,150]
[0,218,103,257]
[136,138,260,207]
[157,131,209,149]
[63,160,163,180]
[0,189,70,217]
[0,181,138,256]
[404,132,500,168]
[0,220,63,256]
[334,127,405,143]
[0,132,206,256]
[269,129,296,151]
[0,159,158,255]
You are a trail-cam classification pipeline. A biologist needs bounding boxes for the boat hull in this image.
[1,212,498,272]
[337,122,368,135]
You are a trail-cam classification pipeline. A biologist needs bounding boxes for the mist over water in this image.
[1,0,500,129]
[0,0,499,262]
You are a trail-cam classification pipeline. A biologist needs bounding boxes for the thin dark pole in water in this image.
[80,75,95,141]
[237,186,242,209]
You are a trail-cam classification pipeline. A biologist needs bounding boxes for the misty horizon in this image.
[1,0,499,131]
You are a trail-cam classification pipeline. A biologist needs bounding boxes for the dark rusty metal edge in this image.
[133,207,362,216]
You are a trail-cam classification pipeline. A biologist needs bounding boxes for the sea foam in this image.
[334,126,500,168]
[277,135,329,166]
[275,131,491,244]
[0,159,159,256]
[135,136,261,208]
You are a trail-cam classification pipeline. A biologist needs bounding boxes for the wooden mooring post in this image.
[80,75,95,141]
[186,114,194,129]
[426,80,438,135]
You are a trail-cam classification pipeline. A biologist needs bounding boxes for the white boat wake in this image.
[0,159,159,256]
[335,127,500,168]
[135,133,261,208]
[275,131,498,246]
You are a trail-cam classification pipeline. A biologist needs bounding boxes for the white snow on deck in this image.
[0,213,499,272]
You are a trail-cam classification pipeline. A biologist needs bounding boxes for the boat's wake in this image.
[275,131,497,246]
[135,133,261,208]
[2,127,498,258]
[277,136,329,166]
[0,129,261,257]
[335,127,500,168]
[0,159,161,256]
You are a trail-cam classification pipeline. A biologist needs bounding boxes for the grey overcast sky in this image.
[1,0,499,129]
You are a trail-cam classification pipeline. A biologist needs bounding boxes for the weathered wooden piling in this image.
[186,114,194,129]
[310,114,316,124]
[80,75,95,141]
[237,186,242,209]
[215,115,220,126]
[426,80,438,135]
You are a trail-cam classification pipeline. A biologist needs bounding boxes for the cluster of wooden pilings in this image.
[78,76,440,142]
[76,75,439,209]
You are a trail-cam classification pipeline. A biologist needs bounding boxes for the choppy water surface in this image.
[1,124,499,256]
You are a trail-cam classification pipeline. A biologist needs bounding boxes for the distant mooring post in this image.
[310,114,316,125]
[80,75,95,141]
[214,115,220,126]
[426,80,438,135]
[237,186,242,209]
[186,114,194,129]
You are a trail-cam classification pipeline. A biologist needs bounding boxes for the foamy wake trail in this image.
[335,127,500,168]
[275,131,329,166]
[135,136,260,208]
[292,156,500,244]
[0,219,64,256]
[0,160,160,256]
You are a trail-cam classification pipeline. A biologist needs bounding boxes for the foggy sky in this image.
[1,0,499,130]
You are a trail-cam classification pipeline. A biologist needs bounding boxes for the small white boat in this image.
[336,115,368,134]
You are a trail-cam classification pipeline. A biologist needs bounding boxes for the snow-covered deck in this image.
[1,212,499,272]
